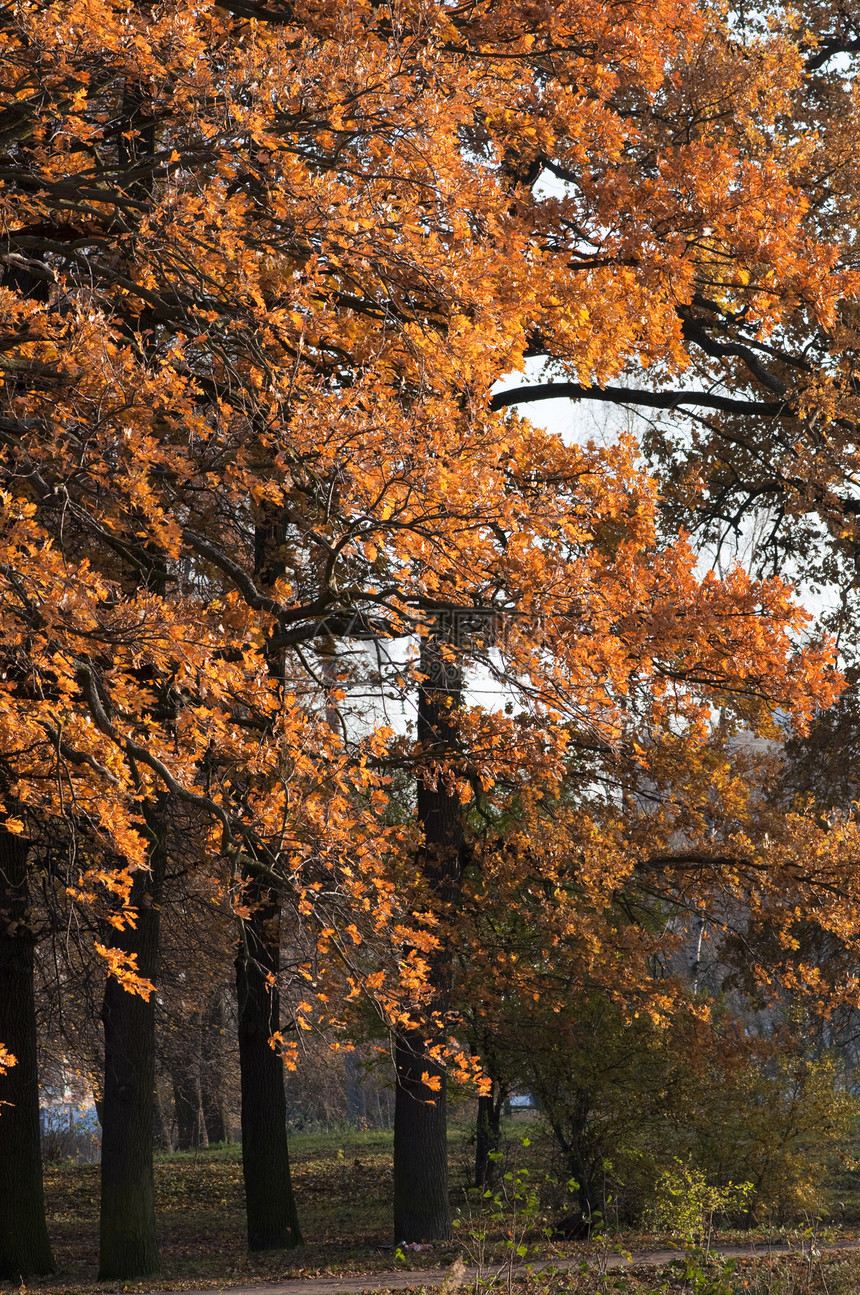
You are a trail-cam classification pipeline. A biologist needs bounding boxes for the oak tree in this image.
[0,0,855,1262]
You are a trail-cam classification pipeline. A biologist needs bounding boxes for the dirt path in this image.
[167,1238,860,1295]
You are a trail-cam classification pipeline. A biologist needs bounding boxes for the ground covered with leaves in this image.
[508,1252,860,1295]
[43,1132,413,1289]
[22,1131,860,1295]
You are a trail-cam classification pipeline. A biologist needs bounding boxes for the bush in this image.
[518,1003,858,1226]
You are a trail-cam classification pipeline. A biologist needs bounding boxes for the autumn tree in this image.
[97,805,168,1278]
[453,747,860,1223]
[235,880,304,1249]
[479,0,860,1076]
[1,0,858,1265]
[0,821,54,1280]
[486,1,860,678]
[232,516,304,1252]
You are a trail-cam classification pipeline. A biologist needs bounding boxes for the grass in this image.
[462,1252,860,1295]
[41,1129,431,1292]
[18,1127,860,1295]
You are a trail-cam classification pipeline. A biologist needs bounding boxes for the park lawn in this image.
[21,1128,860,1295]
[40,1129,463,1293]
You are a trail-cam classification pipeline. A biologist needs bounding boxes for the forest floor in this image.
[21,1129,860,1295]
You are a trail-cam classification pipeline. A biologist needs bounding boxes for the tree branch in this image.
[489,382,785,418]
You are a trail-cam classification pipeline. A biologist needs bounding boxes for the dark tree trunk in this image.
[202,1090,229,1146]
[393,626,463,1243]
[235,884,302,1250]
[548,1104,600,1235]
[235,519,300,1245]
[152,1083,173,1153]
[0,827,55,1279]
[393,1033,450,1241]
[172,1075,206,1151]
[201,989,231,1145]
[98,811,167,1280]
[171,1010,207,1151]
[475,1088,503,1189]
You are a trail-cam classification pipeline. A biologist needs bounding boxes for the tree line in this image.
[4,0,860,1280]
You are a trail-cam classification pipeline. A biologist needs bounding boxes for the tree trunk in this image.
[548,1105,600,1236]
[235,884,302,1250]
[393,1033,450,1240]
[171,1010,207,1151]
[201,989,231,1145]
[235,520,300,1245]
[152,1083,173,1153]
[172,1074,206,1151]
[98,810,167,1281]
[475,1089,503,1189]
[393,625,463,1242]
[0,827,55,1279]
[202,1094,229,1146]
[202,1089,229,1146]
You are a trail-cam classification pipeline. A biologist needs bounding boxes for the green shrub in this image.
[520,1002,858,1226]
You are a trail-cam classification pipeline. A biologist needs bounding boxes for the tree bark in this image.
[233,516,301,1248]
[0,827,55,1279]
[235,884,302,1250]
[98,810,167,1281]
[393,625,463,1242]
[548,1103,601,1235]
[172,1073,206,1151]
[393,1032,450,1241]
[201,989,231,1145]
[153,1083,173,1153]
[475,1088,503,1189]
[171,1010,207,1151]
[202,1088,229,1146]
